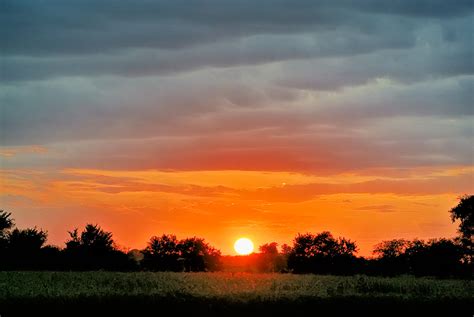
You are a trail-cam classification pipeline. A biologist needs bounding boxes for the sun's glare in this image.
[234,238,254,255]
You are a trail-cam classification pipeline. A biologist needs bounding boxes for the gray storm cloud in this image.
[0,0,473,173]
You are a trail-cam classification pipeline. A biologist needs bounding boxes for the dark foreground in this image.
[0,272,472,316]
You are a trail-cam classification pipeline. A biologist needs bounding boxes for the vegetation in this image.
[62,224,136,271]
[142,234,221,272]
[287,231,358,274]
[0,210,14,250]
[0,272,472,315]
[0,197,472,314]
[0,195,472,277]
[371,238,465,277]
[450,194,473,263]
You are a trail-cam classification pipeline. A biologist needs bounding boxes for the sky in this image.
[1,0,473,256]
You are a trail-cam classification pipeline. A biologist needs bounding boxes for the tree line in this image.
[0,195,472,277]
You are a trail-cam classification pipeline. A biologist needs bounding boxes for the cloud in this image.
[0,145,47,157]
[3,1,471,55]
[1,0,472,177]
[277,21,474,91]
[1,1,472,81]
[0,29,415,82]
[238,173,474,202]
[0,1,418,56]
[355,205,397,213]
[3,167,471,206]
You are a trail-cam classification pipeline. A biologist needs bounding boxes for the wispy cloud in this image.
[0,145,47,157]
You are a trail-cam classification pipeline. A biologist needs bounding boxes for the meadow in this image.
[0,272,472,316]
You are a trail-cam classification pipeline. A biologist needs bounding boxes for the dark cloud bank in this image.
[1,0,473,173]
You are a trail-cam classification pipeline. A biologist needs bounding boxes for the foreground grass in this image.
[0,272,472,316]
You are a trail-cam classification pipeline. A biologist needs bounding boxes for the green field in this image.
[0,272,472,316]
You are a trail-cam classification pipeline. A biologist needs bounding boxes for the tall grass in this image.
[0,272,472,316]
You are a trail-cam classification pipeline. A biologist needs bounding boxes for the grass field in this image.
[0,272,472,316]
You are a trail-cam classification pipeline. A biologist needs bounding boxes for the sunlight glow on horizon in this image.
[0,166,467,256]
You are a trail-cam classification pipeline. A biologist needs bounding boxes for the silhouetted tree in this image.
[66,225,114,253]
[179,237,222,272]
[287,232,358,274]
[257,242,277,272]
[64,224,135,271]
[256,242,286,272]
[373,239,409,258]
[0,207,471,276]
[37,245,63,270]
[0,210,14,251]
[406,239,464,277]
[372,238,466,277]
[281,243,292,255]
[0,210,14,234]
[142,234,181,271]
[2,227,49,270]
[259,242,278,254]
[372,239,410,276]
[449,195,473,263]
[142,235,221,272]
[280,243,293,273]
[8,227,47,251]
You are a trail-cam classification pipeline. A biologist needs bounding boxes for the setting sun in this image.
[234,238,254,255]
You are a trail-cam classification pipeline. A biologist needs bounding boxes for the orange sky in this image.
[1,2,473,257]
[1,161,471,256]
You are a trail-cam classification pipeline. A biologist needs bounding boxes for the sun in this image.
[234,238,254,255]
